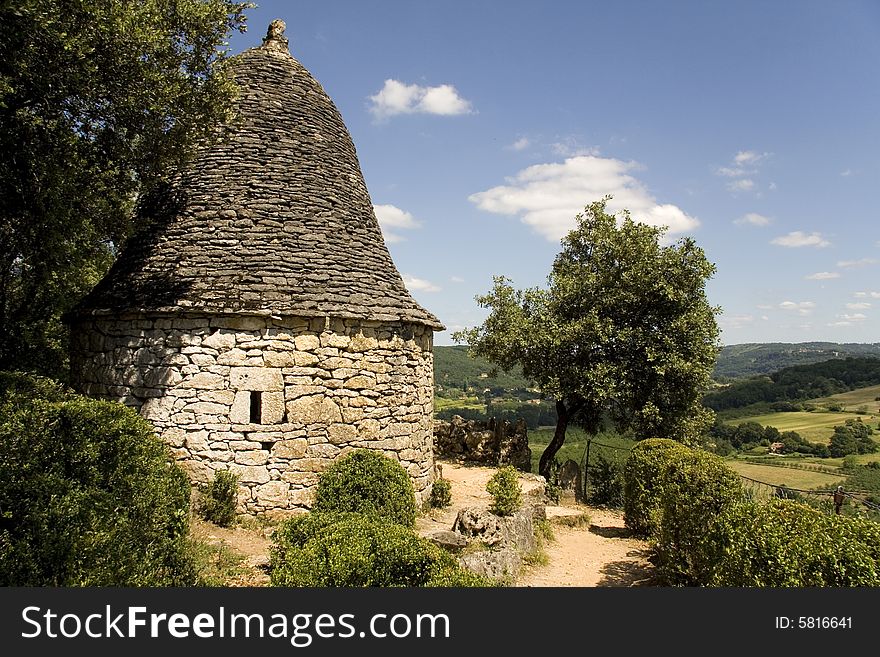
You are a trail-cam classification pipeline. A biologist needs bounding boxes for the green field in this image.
[810,383,880,412]
[528,427,634,474]
[726,460,845,490]
[723,411,865,443]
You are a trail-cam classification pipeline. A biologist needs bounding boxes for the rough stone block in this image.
[347,334,378,353]
[202,330,236,350]
[286,395,342,425]
[261,391,285,424]
[271,438,308,459]
[235,450,269,466]
[230,464,271,484]
[231,367,283,391]
[255,481,289,507]
[263,351,296,367]
[230,391,250,424]
[178,371,225,390]
[217,348,249,365]
[321,333,351,348]
[293,334,320,351]
[346,374,375,390]
[327,423,357,444]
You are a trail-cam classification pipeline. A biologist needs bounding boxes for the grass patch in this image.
[434,396,485,412]
[810,383,880,411]
[551,512,592,528]
[529,427,635,474]
[190,539,250,587]
[723,411,868,444]
[726,459,846,490]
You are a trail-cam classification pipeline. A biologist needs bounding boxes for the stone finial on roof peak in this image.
[262,19,289,52]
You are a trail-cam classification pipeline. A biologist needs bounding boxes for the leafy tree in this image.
[455,198,720,477]
[0,0,250,377]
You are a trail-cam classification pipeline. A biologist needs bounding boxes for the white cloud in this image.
[450,276,465,283]
[847,302,871,310]
[756,304,773,310]
[507,137,531,152]
[716,150,771,195]
[402,274,440,293]
[805,271,840,280]
[550,138,598,157]
[855,291,880,299]
[841,169,853,177]
[771,231,831,248]
[734,212,771,227]
[734,150,771,166]
[373,204,421,243]
[840,313,868,322]
[837,258,878,268]
[829,321,853,327]
[468,155,699,242]
[779,301,816,315]
[768,181,777,190]
[726,179,755,192]
[368,79,473,119]
[721,314,755,329]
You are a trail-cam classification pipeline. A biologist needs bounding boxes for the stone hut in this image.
[65,20,444,514]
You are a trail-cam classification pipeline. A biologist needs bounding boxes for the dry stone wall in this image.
[70,313,436,514]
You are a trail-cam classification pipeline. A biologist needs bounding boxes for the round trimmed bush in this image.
[654,447,743,585]
[623,438,687,537]
[312,449,417,527]
[0,372,197,586]
[269,512,491,587]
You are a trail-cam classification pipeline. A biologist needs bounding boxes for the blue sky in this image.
[226,1,880,346]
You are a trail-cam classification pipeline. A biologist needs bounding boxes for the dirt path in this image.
[197,458,656,587]
[421,460,656,587]
[517,506,655,587]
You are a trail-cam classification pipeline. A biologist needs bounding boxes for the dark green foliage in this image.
[433,345,533,394]
[429,477,453,509]
[704,500,880,586]
[654,449,743,585]
[586,453,625,507]
[0,0,250,377]
[312,450,416,527]
[435,401,557,430]
[269,513,491,587]
[456,198,719,478]
[0,372,196,585]
[829,420,877,458]
[199,470,239,527]
[486,465,522,516]
[623,439,688,536]
[704,357,880,412]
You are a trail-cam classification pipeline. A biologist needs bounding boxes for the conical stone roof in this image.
[72,20,443,330]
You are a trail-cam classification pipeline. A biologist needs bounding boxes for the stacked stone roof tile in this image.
[72,21,443,330]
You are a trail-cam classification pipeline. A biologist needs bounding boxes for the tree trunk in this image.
[538,399,570,479]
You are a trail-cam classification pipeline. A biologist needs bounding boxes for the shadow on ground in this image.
[589,524,633,539]
[595,550,656,587]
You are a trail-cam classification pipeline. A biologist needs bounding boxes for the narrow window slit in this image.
[249,391,262,424]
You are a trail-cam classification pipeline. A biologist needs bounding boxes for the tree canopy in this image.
[455,198,720,477]
[0,0,250,377]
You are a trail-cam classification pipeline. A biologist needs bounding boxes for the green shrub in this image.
[587,452,625,507]
[312,450,416,527]
[0,372,197,586]
[623,438,687,536]
[654,448,743,585]
[199,470,239,527]
[429,477,453,509]
[270,512,491,587]
[706,499,880,586]
[486,465,522,516]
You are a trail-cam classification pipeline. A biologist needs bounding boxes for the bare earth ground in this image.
[194,458,655,587]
